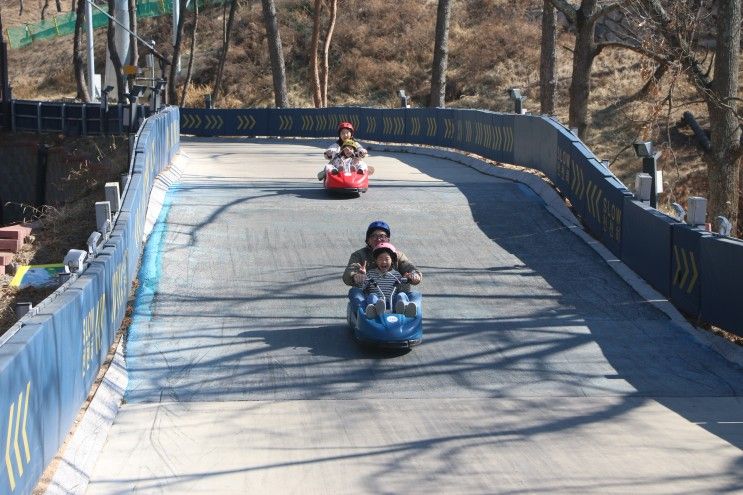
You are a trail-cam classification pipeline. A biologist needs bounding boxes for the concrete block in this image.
[0,238,21,252]
[0,224,32,241]
[0,252,13,265]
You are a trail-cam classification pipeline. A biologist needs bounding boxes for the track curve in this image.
[86,138,743,494]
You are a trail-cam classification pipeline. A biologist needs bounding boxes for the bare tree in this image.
[319,0,337,107]
[549,0,627,138]
[260,0,289,107]
[56,0,62,11]
[429,0,452,108]
[212,0,241,105]
[0,6,10,103]
[41,0,50,20]
[310,0,323,107]
[128,0,138,67]
[540,0,557,115]
[180,0,199,107]
[73,0,91,102]
[19,1,25,16]
[168,0,187,105]
[628,0,741,232]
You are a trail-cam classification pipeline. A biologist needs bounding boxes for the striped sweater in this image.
[362,268,405,305]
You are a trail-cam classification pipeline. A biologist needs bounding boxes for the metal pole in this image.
[86,0,96,100]
[173,0,181,73]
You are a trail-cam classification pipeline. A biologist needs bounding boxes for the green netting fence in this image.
[5,0,229,49]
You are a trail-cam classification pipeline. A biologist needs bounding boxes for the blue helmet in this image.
[366,220,390,240]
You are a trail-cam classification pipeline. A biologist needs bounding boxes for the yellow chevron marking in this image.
[679,248,689,289]
[22,383,30,463]
[594,187,603,218]
[13,391,22,477]
[687,251,698,293]
[411,117,420,135]
[5,403,15,491]
[673,246,682,286]
[366,116,376,133]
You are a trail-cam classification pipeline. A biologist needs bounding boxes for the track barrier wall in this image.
[179,106,743,338]
[1,102,742,493]
[0,107,179,495]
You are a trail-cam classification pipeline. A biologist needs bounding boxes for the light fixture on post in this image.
[507,88,526,114]
[633,140,662,208]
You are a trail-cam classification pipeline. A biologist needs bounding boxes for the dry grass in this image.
[0,133,128,334]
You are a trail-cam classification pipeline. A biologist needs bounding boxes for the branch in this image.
[589,0,629,24]
[548,0,577,24]
[594,40,668,64]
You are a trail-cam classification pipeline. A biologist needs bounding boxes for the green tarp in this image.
[5,0,229,49]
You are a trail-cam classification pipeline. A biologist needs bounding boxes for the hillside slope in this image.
[3,0,728,227]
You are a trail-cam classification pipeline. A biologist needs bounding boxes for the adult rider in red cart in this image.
[343,221,423,315]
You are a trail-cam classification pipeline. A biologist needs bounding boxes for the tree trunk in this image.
[320,0,336,107]
[309,0,323,108]
[567,1,596,139]
[56,0,62,12]
[128,0,138,67]
[107,0,127,103]
[180,0,198,107]
[73,0,91,102]
[168,0,187,105]
[41,0,50,21]
[212,0,240,104]
[19,0,25,16]
[429,0,452,108]
[540,0,557,115]
[706,0,741,231]
[0,9,10,103]
[260,0,289,107]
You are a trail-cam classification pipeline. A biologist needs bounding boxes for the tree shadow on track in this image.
[386,150,743,450]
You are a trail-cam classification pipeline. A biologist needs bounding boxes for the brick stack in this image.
[0,224,32,276]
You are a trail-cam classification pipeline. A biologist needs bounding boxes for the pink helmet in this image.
[372,242,397,263]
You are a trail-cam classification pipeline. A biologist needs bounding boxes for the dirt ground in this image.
[0,133,129,335]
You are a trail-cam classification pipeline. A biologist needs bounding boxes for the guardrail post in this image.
[95,201,112,233]
[36,101,42,133]
[687,196,707,227]
[105,182,121,213]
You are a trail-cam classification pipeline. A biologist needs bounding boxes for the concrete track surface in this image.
[87,138,743,494]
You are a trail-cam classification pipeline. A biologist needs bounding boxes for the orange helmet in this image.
[338,121,355,136]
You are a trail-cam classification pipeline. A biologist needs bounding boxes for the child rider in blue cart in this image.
[360,242,417,319]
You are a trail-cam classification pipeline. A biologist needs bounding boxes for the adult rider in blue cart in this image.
[343,221,422,315]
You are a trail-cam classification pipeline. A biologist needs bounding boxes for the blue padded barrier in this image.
[621,199,679,297]
[554,138,629,256]
[670,225,711,318]
[514,115,557,175]
[0,106,180,495]
[699,236,743,336]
